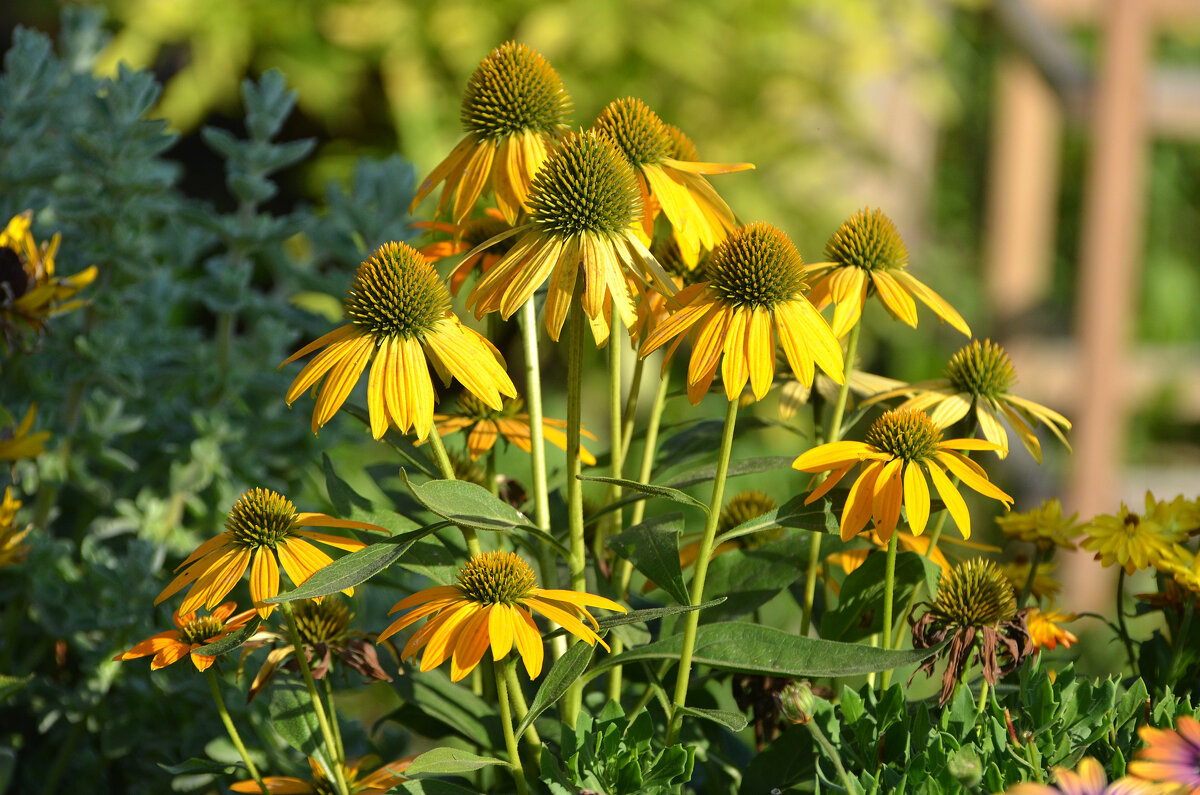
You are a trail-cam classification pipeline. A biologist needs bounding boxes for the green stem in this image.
[323,676,345,764]
[608,366,670,701]
[879,532,900,691]
[207,669,266,794]
[283,603,351,795]
[800,321,861,636]
[486,446,498,497]
[563,289,587,728]
[520,299,557,589]
[427,428,483,558]
[629,661,672,719]
[974,678,991,726]
[1017,547,1047,607]
[505,661,542,767]
[494,656,530,795]
[594,306,625,566]
[620,354,645,461]
[1116,569,1139,677]
[806,718,857,794]
[666,398,739,744]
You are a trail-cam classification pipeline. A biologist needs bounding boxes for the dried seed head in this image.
[930,558,1017,630]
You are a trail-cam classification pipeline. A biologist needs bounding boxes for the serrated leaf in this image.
[403,748,507,778]
[607,513,690,606]
[194,617,261,658]
[578,475,708,514]
[268,684,335,781]
[676,705,748,732]
[266,524,444,603]
[595,622,946,678]
[821,551,939,643]
[400,470,536,533]
[516,642,593,738]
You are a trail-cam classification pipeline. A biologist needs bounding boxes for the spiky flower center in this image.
[931,559,1016,629]
[718,490,778,534]
[824,208,908,273]
[0,247,28,301]
[866,408,942,462]
[463,216,516,252]
[663,123,699,162]
[706,223,808,309]
[293,598,352,646]
[456,551,537,605]
[460,42,572,139]
[946,339,1017,398]
[344,242,451,340]
[180,615,225,646]
[593,98,673,167]
[456,392,524,421]
[225,488,299,550]
[527,132,641,237]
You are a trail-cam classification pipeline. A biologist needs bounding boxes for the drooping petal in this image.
[871,458,904,541]
[902,463,931,536]
[511,606,545,678]
[926,462,971,539]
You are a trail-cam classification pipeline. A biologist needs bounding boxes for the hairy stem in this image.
[283,604,350,795]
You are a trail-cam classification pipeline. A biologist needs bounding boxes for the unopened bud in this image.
[777,680,815,725]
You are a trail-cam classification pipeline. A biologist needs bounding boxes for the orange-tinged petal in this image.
[151,642,193,670]
[280,324,359,368]
[525,597,606,649]
[174,532,236,572]
[296,513,390,535]
[250,550,280,614]
[450,606,493,681]
[230,775,315,794]
[467,420,500,460]
[511,606,545,678]
[871,458,904,542]
[293,530,369,553]
[284,328,369,404]
[115,632,180,661]
[803,462,855,505]
[421,602,480,672]
[793,441,878,472]
[157,545,230,605]
[840,462,882,542]
[388,586,463,615]
[531,589,627,614]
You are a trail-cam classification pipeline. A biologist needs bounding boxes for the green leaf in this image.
[268,684,336,782]
[578,475,709,514]
[516,642,594,738]
[607,513,690,605]
[821,551,940,643]
[342,404,437,477]
[676,705,748,732]
[595,622,946,678]
[0,673,32,704]
[400,470,537,533]
[194,617,261,657]
[157,758,241,776]
[712,493,841,548]
[643,744,694,788]
[595,598,727,630]
[701,531,841,622]
[266,523,445,603]
[664,455,796,491]
[403,748,508,778]
[387,669,500,748]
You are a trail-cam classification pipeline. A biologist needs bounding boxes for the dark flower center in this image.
[0,247,28,302]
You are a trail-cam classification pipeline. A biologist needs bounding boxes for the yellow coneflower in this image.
[410,42,571,224]
[640,222,845,404]
[282,241,516,440]
[867,340,1070,462]
[231,755,414,795]
[804,208,970,339]
[114,602,256,672]
[378,551,625,680]
[1025,606,1078,651]
[793,408,1012,542]
[1080,492,1192,575]
[911,559,1031,705]
[0,211,96,346]
[996,499,1081,552]
[243,596,392,702]
[431,392,597,464]
[592,98,752,268]
[0,404,51,462]
[155,488,389,619]
[1128,717,1200,793]
[466,131,677,345]
[413,209,516,296]
[998,557,1062,601]
[0,487,31,568]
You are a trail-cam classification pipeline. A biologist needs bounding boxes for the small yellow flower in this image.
[230,755,414,795]
[432,392,597,464]
[640,222,844,404]
[793,408,1012,542]
[411,42,571,224]
[0,487,31,568]
[378,551,625,680]
[282,241,517,440]
[1025,606,1078,651]
[592,98,752,268]
[466,131,677,345]
[0,211,97,348]
[0,404,51,462]
[1080,492,1192,575]
[996,499,1081,552]
[998,557,1061,601]
[804,208,970,339]
[156,488,389,619]
[867,340,1070,462]
[114,602,255,672]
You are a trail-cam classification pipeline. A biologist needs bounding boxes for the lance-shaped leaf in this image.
[400,470,536,533]
[269,684,337,781]
[578,475,709,514]
[403,748,508,778]
[606,513,690,606]
[322,453,417,534]
[821,550,940,643]
[194,617,262,658]
[676,705,749,732]
[515,641,594,738]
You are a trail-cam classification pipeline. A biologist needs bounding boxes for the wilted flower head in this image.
[911,559,1032,705]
